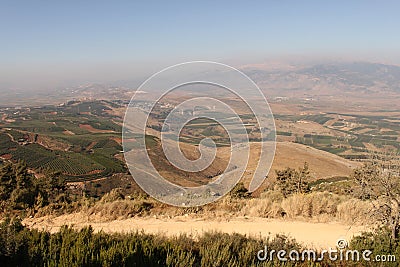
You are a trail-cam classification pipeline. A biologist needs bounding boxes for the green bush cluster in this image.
[229,182,250,199]
[2,217,398,267]
[0,218,306,267]
[350,227,400,267]
[0,161,69,212]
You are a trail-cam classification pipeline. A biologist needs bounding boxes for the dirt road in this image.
[24,215,368,249]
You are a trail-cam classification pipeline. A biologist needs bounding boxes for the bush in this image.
[100,188,125,203]
[0,161,36,210]
[230,182,250,199]
[350,227,400,267]
[87,199,154,220]
[0,162,72,215]
[0,218,307,267]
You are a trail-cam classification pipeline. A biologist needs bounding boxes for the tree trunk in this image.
[391,199,400,240]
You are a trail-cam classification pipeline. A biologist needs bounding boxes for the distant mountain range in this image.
[243,61,400,96]
[69,62,400,100]
[1,61,399,107]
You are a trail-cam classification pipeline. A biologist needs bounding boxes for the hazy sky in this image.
[1,0,400,91]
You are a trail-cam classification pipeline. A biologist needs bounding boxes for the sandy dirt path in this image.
[24,215,369,249]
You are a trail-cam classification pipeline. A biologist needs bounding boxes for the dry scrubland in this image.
[27,189,375,224]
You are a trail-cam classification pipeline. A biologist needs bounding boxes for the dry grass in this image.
[85,200,152,220]
[237,191,374,225]
[50,188,374,226]
[336,198,374,224]
[72,189,155,221]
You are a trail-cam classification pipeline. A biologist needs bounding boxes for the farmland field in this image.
[0,100,126,182]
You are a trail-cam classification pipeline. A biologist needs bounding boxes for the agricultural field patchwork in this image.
[0,100,126,181]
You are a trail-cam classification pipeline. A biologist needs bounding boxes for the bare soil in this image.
[24,214,368,249]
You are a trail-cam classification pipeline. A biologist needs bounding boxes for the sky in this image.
[1,0,400,91]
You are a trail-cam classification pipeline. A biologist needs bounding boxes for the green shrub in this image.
[350,227,399,267]
[0,218,306,267]
[230,182,250,199]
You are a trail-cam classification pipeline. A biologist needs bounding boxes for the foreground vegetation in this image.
[0,217,398,267]
[0,217,299,267]
[1,152,399,266]
[0,160,390,225]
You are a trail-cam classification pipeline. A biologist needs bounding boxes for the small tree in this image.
[352,163,380,200]
[12,161,36,209]
[0,163,17,202]
[275,162,311,197]
[352,150,400,239]
[0,161,36,210]
[35,169,68,208]
[297,162,310,194]
[0,162,68,212]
